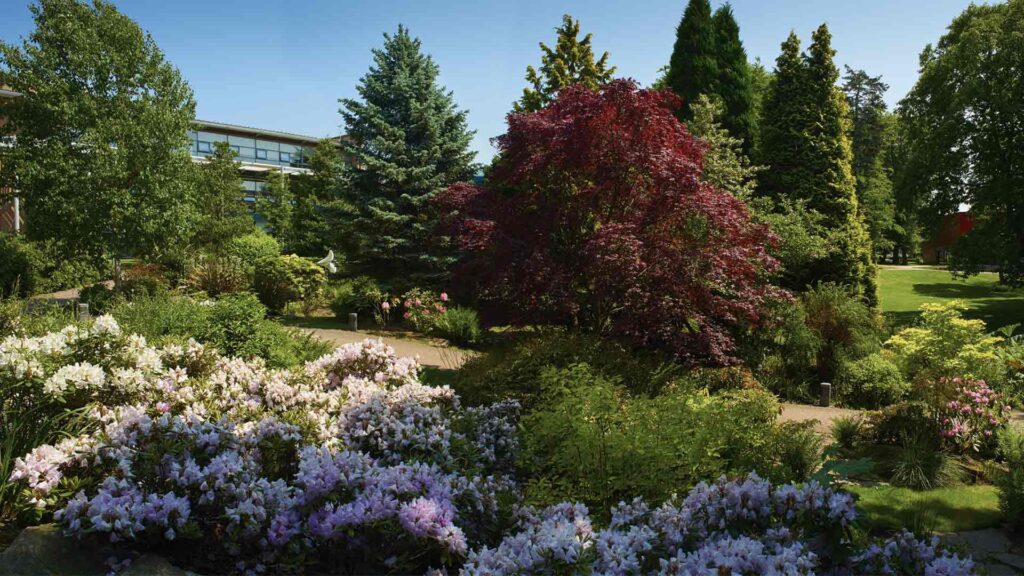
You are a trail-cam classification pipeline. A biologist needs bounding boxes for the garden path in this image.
[305,328,477,369]
[778,402,863,435]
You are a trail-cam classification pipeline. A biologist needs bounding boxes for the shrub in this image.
[227,230,281,268]
[254,254,327,315]
[401,288,447,332]
[520,364,816,512]
[867,401,939,447]
[186,255,250,297]
[77,283,115,314]
[108,293,210,344]
[831,416,864,452]
[935,378,1011,455]
[801,283,882,382]
[437,80,786,364]
[452,330,685,407]
[996,425,1024,531]
[197,293,267,359]
[686,365,763,394]
[329,276,388,322]
[889,435,964,490]
[886,300,1003,385]
[838,353,910,408]
[0,234,40,297]
[432,306,482,346]
[119,264,170,301]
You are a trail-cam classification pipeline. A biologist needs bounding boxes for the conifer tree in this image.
[515,15,615,113]
[193,142,254,254]
[758,26,877,305]
[666,0,718,121]
[712,4,756,150]
[339,26,476,289]
[688,94,761,200]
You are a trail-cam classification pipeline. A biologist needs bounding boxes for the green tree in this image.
[688,94,760,200]
[516,15,616,113]
[192,142,253,254]
[759,26,876,305]
[292,139,346,257]
[0,0,196,281]
[712,4,756,151]
[339,26,476,289]
[666,0,718,122]
[900,0,1024,284]
[842,67,898,261]
[255,169,293,244]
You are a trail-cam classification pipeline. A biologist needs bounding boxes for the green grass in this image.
[847,483,1002,534]
[878,266,1024,330]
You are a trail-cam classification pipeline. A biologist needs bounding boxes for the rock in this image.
[943,528,1013,558]
[0,524,108,576]
[122,554,199,576]
[994,553,1024,572]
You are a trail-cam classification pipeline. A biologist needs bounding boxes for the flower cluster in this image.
[465,474,973,576]
[938,377,1011,453]
[401,288,449,332]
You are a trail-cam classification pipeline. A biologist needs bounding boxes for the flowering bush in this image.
[5,318,976,574]
[402,288,448,332]
[937,377,1011,453]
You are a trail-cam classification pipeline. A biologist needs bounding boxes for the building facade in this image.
[921,212,974,264]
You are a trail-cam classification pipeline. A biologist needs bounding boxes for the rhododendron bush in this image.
[437,80,785,364]
[4,317,975,574]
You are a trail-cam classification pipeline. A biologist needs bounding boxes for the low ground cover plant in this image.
[3,318,977,574]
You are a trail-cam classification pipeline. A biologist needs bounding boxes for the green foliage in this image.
[197,293,267,359]
[78,283,115,314]
[899,0,1024,284]
[666,0,718,122]
[255,170,293,244]
[996,425,1024,531]
[329,276,386,320]
[253,254,327,315]
[758,26,877,305]
[0,0,197,269]
[837,353,910,409]
[339,25,476,289]
[186,255,250,297]
[0,234,40,297]
[226,231,281,270]
[688,95,761,200]
[885,300,1004,385]
[889,437,964,490]
[711,4,756,150]
[866,401,939,447]
[515,14,615,113]
[191,142,255,254]
[831,416,864,452]
[519,364,818,511]
[295,140,347,257]
[432,306,482,347]
[451,331,686,408]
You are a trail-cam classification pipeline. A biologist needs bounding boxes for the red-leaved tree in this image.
[437,80,785,364]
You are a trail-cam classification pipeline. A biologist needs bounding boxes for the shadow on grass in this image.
[853,486,1002,534]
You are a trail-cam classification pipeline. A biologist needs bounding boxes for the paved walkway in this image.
[779,402,863,435]
[305,328,477,369]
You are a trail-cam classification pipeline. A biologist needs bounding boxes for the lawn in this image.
[847,484,1002,534]
[878,266,1024,330]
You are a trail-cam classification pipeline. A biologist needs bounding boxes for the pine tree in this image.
[339,26,477,289]
[712,4,756,151]
[193,142,254,254]
[758,26,877,305]
[515,15,615,113]
[666,0,718,121]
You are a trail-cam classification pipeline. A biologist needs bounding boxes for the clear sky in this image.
[0,0,974,163]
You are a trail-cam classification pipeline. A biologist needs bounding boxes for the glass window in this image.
[280,151,292,163]
[230,145,240,155]
[197,141,212,153]
[197,131,228,143]
[228,135,256,148]
[255,149,268,160]
[237,146,255,158]
[256,140,280,152]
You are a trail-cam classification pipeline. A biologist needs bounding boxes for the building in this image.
[187,120,323,204]
[921,212,974,264]
[0,89,338,232]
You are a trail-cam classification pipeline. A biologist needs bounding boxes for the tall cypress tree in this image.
[515,14,615,113]
[666,0,718,121]
[339,26,477,289]
[758,26,876,305]
[712,4,756,151]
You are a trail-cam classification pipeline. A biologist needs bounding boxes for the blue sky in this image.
[0,0,972,163]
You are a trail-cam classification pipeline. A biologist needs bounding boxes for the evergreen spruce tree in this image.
[339,26,476,289]
[193,142,254,254]
[515,15,615,113]
[291,140,345,257]
[712,4,756,151]
[666,0,718,121]
[758,26,877,305]
[688,94,761,200]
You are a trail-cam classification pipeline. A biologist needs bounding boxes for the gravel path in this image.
[779,402,864,435]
